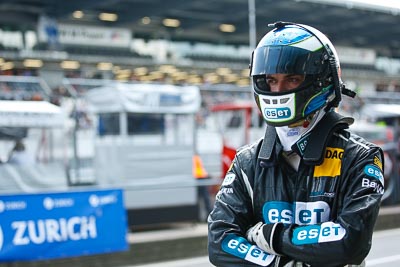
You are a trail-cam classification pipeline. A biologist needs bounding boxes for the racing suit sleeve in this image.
[208,147,279,267]
[275,145,384,266]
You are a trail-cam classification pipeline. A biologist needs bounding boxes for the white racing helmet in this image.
[250,21,355,127]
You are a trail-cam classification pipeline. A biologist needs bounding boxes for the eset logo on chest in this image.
[262,201,345,246]
[263,201,330,225]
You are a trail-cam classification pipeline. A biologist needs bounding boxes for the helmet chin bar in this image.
[257,92,296,126]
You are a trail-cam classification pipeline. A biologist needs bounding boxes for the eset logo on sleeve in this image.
[364,165,384,185]
[221,234,275,266]
[292,222,346,245]
[222,173,236,186]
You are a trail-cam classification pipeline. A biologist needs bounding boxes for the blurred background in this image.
[0,0,399,266]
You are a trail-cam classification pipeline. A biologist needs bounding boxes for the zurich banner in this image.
[0,188,128,261]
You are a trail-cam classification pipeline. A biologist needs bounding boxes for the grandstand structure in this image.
[0,0,397,96]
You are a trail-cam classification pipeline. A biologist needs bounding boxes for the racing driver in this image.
[208,22,384,267]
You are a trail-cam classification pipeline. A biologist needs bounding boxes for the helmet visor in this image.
[253,74,314,95]
[251,45,325,76]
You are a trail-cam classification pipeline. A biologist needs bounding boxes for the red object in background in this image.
[221,141,237,177]
[209,141,237,197]
[208,101,259,197]
[210,102,254,179]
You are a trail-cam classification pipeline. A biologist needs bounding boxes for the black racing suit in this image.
[208,119,384,267]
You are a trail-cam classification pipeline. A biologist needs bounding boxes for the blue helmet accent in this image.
[258,26,313,47]
[304,85,334,116]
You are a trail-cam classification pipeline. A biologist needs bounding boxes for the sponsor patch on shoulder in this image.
[222,173,236,186]
[364,164,384,185]
[374,156,383,171]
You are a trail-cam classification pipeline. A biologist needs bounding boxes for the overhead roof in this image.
[0,0,399,57]
[0,100,64,128]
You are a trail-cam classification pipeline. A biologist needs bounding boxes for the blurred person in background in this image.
[208,22,384,267]
[8,140,35,165]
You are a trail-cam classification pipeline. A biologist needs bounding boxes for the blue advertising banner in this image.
[0,188,128,261]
